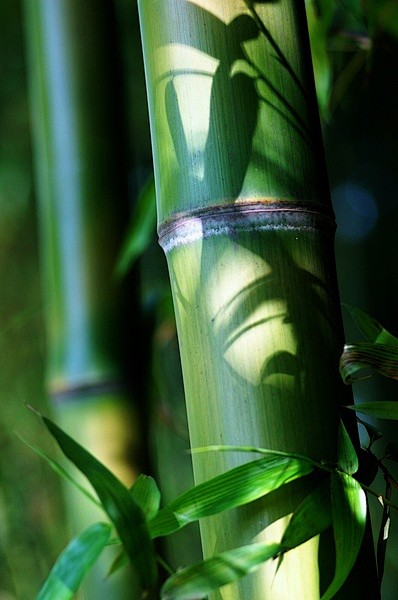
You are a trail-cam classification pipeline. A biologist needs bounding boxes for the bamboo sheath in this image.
[138,1,377,598]
[23,1,144,598]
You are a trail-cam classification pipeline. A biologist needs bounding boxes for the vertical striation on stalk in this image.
[138,1,378,598]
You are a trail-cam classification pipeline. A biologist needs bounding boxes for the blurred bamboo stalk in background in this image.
[138,1,378,598]
[23,1,146,597]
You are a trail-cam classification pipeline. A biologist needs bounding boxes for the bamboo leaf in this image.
[356,417,383,446]
[161,542,281,600]
[41,415,157,592]
[115,174,156,277]
[346,401,398,421]
[343,304,398,347]
[340,342,398,383]
[107,550,128,578]
[149,455,314,538]
[36,522,112,600]
[281,478,332,551]
[337,420,358,475]
[130,474,161,520]
[305,0,334,119]
[191,445,322,470]
[17,432,102,509]
[321,471,367,600]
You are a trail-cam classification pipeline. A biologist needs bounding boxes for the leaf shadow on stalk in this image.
[161,0,317,206]
[159,1,355,595]
[163,0,342,515]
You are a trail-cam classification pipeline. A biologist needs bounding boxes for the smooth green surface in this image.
[137,1,372,597]
[337,420,359,475]
[139,0,329,226]
[23,0,130,391]
[36,523,112,600]
[322,472,367,600]
[347,402,398,421]
[161,542,282,600]
[42,415,157,593]
[149,454,314,538]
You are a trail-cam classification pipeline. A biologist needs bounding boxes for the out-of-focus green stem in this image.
[23,1,146,598]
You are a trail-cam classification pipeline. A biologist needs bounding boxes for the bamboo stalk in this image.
[138,2,378,598]
[23,1,146,598]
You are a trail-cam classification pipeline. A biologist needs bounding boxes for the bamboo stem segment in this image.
[138,1,378,598]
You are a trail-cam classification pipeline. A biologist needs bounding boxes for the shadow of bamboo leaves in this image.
[159,0,316,207]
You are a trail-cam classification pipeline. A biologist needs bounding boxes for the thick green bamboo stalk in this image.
[138,2,378,598]
[23,1,145,598]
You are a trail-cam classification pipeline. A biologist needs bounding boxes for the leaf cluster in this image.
[22,304,398,599]
[23,411,371,600]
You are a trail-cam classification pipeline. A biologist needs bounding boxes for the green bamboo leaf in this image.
[115,174,156,277]
[191,444,321,468]
[356,417,383,445]
[346,401,398,421]
[130,474,161,520]
[337,420,358,475]
[41,415,157,592]
[343,304,398,347]
[17,432,102,509]
[321,471,367,600]
[340,342,398,383]
[36,522,112,600]
[161,542,281,600]
[149,455,314,538]
[305,0,334,119]
[107,550,128,578]
[281,478,332,551]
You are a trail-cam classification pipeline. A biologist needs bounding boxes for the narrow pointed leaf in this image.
[41,416,157,591]
[281,478,332,550]
[337,420,358,475]
[346,401,398,421]
[340,342,398,383]
[107,550,128,578]
[161,542,281,600]
[130,474,161,520]
[18,432,102,509]
[356,417,383,445]
[36,522,112,600]
[321,471,367,600]
[343,304,398,347]
[191,444,321,468]
[115,174,156,276]
[149,455,314,538]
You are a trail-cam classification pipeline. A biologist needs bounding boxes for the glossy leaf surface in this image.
[346,401,398,421]
[130,474,161,520]
[161,542,281,600]
[321,471,367,600]
[36,522,111,600]
[337,420,358,475]
[42,416,157,592]
[340,343,398,383]
[149,455,314,538]
[281,478,332,550]
[343,304,398,347]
